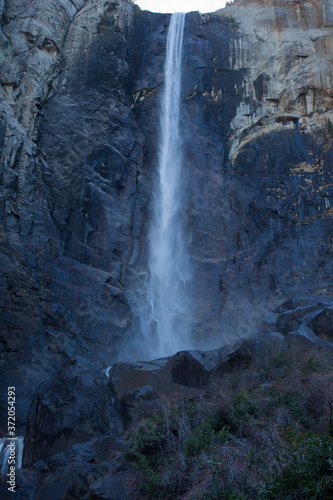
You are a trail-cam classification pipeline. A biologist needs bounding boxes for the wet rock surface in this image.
[23,357,125,466]
[121,385,163,422]
[309,308,333,341]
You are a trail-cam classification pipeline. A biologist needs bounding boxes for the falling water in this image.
[145,12,191,358]
[0,437,24,474]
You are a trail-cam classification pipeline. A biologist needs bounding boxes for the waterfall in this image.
[0,437,24,474]
[144,12,191,359]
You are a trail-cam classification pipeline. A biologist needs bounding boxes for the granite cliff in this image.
[0,0,332,494]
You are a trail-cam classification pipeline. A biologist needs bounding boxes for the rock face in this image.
[0,0,332,437]
[23,357,124,466]
[180,2,333,344]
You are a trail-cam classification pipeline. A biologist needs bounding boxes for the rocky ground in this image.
[1,300,332,498]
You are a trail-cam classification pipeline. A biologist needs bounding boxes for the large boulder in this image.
[212,332,286,376]
[276,303,328,334]
[309,309,333,342]
[111,349,221,403]
[23,358,125,466]
[0,468,42,500]
[110,358,169,399]
[159,350,220,389]
[88,472,127,500]
[11,437,127,499]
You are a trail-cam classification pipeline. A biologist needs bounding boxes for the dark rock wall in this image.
[39,19,143,361]
[0,0,332,433]
[181,9,333,344]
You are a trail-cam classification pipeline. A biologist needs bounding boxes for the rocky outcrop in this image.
[1,317,332,497]
[215,0,333,160]
[5,437,126,500]
[111,302,333,415]
[0,0,332,442]
[309,308,333,341]
[23,357,125,466]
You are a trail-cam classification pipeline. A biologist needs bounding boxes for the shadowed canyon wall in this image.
[0,0,332,432]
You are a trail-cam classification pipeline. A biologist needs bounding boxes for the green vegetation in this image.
[302,354,322,373]
[185,421,229,457]
[126,403,231,499]
[269,349,291,369]
[126,347,333,499]
[262,429,333,499]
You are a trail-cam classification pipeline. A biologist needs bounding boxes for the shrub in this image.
[220,389,264,434]
[185,420,215,456]
[196,481,245,500]
[261,429,333,499]
[269,350,291,369]
[185,420,229,456]
[126,413,167,462]
[302,354,321,373]
[127,358,333,499]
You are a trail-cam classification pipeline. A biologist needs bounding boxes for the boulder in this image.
[276,304,324,334]
[285,329,333,352]
[160,350,219,388]
[111,349,221,401]
[212,333,285,376]
[309,309,333,342]
[23,358,125,466]
[0,469,42,500]
[89,472,127,500]
[29,438,128,499]
[32,440,96,473]
[111,359,168,398]
[34,462,101,500]
[212,342,253,377]
[121,385,163,421]
[93,436,125,465]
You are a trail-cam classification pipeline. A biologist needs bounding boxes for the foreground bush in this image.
[262,429,333,499]
[125,349,333,499]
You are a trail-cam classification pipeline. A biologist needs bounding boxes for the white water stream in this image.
[144,12,192,358]
[0,437,24,474]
